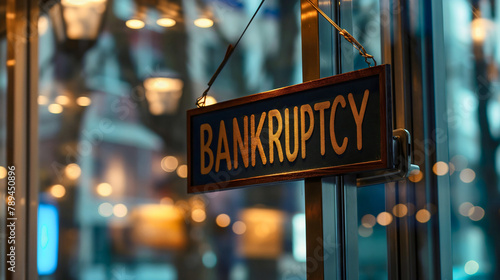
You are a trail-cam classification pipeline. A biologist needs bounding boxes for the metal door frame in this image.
[301,0,452,279]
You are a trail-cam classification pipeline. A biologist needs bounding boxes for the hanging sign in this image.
[187,65,392,193]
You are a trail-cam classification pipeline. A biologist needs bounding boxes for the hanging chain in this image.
[196,0,266,108]
[306,0,377,67]
[196,0,376,108]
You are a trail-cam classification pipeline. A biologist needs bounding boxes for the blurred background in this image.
[0,0,499,279]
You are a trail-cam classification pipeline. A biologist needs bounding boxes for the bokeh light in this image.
[361,214,376,228]
[96,183,113,197]
[50,184,66,198]
[55,95,70,106]
[377,212,393,226]
[216,214,231,228]
[192,209,206,223]
[416,209,431,223]
[76,96,92,106]
[157,18,176,27]
[358,225,373,238]
[469,206,485,221]
[409,170,424,183]
[113,204,128,217]
[459,202,474,217]
[464,260,479,275]
[460,168,476,183]
[48,104,63,114]
[432,161,449,176]
[161,156,179,172]
[177,164,188,178]
[393,204,408,218]
[0,166,6,179]
[194,18,214,28]
[232,221,246,235]
[65,163,81,180]
[98,202,113,217]
[126,19,145,29]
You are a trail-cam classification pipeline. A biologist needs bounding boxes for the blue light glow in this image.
[37,204,59,275]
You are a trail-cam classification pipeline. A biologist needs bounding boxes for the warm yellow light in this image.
[460,168,476,183]
[459,202,474,217]
[205,96,217,106]
[6,59,15,66]
[361,214,376,228]
[0,166,6,179]
[471,18,493,43]
[469,206,485,221]
[55,95,70,105]
[377,212,393,226]
[144,77,183,92]
[62,0,105,6]
[232,221,246,235]
[113,203,128,217]
[50,184,66,198]
[358,225,373,238]
[409,170,423,183]
[194,18,214,28]
[416,209,431,223]
[38,15,50,35]
[432,161,449,176]
[76,96,92,106]
[189,195,206,209]
[48,104,63,114]
[160,196,174,206]
[393,204,408,218]
[65,163,81,180]
[176,164,188,178]
[98,202,113,217]
[216,214,231,228]
[191,209,206,223]
[126,19,145,29]
[161,156,179,172]
[157,18,176,27]
[96,182,113,197]
[38,96,49,105]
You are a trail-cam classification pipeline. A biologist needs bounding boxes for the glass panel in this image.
[352,0,387,278]
[37,0,305,279]
[357,185,389,280]
[443,0,500,278]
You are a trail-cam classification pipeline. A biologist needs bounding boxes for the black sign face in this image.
[187,65,392,193]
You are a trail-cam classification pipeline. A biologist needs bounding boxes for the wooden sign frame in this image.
[187,64,392,193]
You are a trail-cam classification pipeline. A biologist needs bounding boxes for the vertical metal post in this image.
[5,0,38,279]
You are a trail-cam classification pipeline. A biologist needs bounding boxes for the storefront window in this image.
[37,0,305,279]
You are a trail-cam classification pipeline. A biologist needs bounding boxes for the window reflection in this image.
[444,0,500,278]
[38,0,304,279]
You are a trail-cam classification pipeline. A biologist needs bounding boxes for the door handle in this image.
[356,129,420,187]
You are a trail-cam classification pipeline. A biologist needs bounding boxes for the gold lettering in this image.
[251,113,267,166]
[330,96,348,155]
[200,123,214,175]
[348,90,369,150]
[215,120,232,172]
[300,104,314,159]
[233,116,249,169]
[314,101,331,156]
[285,107,299,162]
[268,109,284,163]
